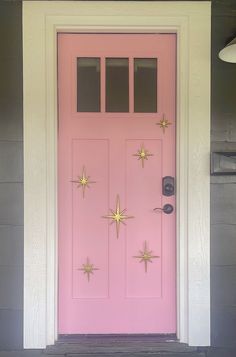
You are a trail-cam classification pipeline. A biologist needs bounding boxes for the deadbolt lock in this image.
[162,176,175,196]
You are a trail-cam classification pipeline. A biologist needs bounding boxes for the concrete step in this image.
[1,347,236,357]
[0,352,206,357]
[50,352,206,357]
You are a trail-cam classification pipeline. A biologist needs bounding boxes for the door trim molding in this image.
[23,1,211,348]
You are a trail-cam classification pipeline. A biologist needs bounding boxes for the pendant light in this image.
[219,37,236,63]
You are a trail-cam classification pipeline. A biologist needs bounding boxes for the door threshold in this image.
[58,334,177,343]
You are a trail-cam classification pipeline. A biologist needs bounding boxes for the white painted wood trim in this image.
[23,1,211,348]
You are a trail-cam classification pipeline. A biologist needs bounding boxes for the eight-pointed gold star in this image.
[103,195,134,239]
[71,166,95,198]
[156,114,172,133]
[78,257,99,282]
[133,144,153,168]
[133,241,159,273]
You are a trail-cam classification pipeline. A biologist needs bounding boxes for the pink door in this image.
[58,34,176,334]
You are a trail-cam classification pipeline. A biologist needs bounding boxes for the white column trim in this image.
[23,1,211,348]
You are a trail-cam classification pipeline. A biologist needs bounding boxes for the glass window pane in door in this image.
[106,58,129,112]
[77,58,100,112]
[134,58,157,113]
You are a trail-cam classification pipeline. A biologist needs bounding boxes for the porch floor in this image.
[1,335,236,357]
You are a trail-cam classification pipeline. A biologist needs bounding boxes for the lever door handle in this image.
[153,204,174,214]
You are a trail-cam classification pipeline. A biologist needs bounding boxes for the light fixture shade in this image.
[219,37,236,63]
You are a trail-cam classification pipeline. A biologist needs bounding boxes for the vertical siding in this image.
[211,0,236,348]
[0,0,23,349]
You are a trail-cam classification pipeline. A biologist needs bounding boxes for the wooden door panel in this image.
[126,139,162,298]
[72,139,109,298]
[58,33,176,334]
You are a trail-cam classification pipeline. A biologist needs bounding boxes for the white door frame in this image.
[23,1,211,349]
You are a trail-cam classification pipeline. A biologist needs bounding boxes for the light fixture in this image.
[219,37,236,63]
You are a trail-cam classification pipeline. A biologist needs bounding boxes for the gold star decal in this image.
[78,257,99,282]
[156,114,172,133]
[133,241,159,273]
[133,144,153,168]
[71,166,95,198]
[103,195,134,239]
